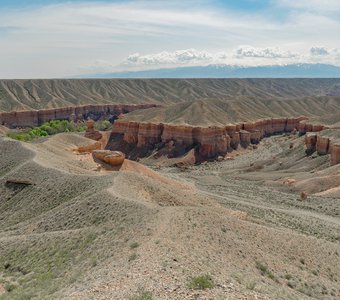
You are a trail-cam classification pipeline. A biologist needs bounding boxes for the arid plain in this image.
[0,79,339,300]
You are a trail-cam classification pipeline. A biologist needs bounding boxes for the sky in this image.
[1,0,340,78]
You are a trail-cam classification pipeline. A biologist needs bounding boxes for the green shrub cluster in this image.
[130,291,153,300]
[189,274,215,290]
[94,120,112,131]
[7,120,87,142]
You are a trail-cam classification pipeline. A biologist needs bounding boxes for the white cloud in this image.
[235,46,298,59]
[121,47,302,69]
[0,1,340,77]
[124,49,214,66]
[309,47,339,57]
[79,46,339,73]
[310,47,329,56]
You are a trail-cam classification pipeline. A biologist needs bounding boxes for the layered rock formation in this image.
[0,104,158,128]
[298,120,325,135]
[108,117,306,162]
[330,143,340,165]
[304,129,340,165]
[305,133,318,155]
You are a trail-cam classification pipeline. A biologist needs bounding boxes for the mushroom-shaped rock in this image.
[92,150,125,166]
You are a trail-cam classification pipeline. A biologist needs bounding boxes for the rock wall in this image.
[109,117,305,162]
[305,133,318,155]
[298,120,325,135]
[330,142,340,165]
[304,130,340,165]
[0,104,158,128]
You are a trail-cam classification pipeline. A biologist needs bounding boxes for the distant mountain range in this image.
[82,63,340,78]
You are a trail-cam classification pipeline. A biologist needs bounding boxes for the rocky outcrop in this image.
[316,135,330,155]
[92,150,125,166]
[0,104,158,128]
[239,130,251,148]
[137,123,163,148]
[304,129,340,165]
[298,120,325,135]
[77,141,102,153]
[330,142,340,165]
[108,117,306,163]
[84,119,102,141]
[193,127,231,160]
[304,133,317,155]
[162,125,194,146]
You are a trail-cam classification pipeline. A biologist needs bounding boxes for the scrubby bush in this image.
[189,274,214,289]
[130,291,153,300]
[7,120,87,141]
[29,127,48,137]
[130,242,140,249]
[7,132,33,142]
[255,261,278,282]
[94,120,112,131]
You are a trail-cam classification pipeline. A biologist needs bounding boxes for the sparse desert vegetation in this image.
[7,120,87,141]
[188,275,215,290]
[6,119,113,142]
[0,79,339,299]
[130,290,153,300]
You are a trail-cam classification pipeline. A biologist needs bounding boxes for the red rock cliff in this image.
[0,104,158,128]
[304,129,340,165]
[108,117,304,162]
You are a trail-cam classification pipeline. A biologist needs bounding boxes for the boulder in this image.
[103,152,126,166]
[300,192,308,200]
[92,150,125,166]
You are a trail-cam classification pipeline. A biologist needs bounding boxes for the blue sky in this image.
[0,0,269,9]
[1,0,340,78]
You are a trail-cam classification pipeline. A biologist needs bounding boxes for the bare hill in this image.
[123,96,340,126]
[0,133,339,299]
[1,78,340,112]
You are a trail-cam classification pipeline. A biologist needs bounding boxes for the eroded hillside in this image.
[1,78,340,299]
[0,131,339,300]
[1,78,340,111]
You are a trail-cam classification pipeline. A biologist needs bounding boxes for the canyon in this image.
[0,103,158,128]
[305,129,340,165]
[1,78,340,300]
[1,100,339,166]
[107,117,340,165]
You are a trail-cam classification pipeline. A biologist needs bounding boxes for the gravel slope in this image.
[0,132,339,299]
